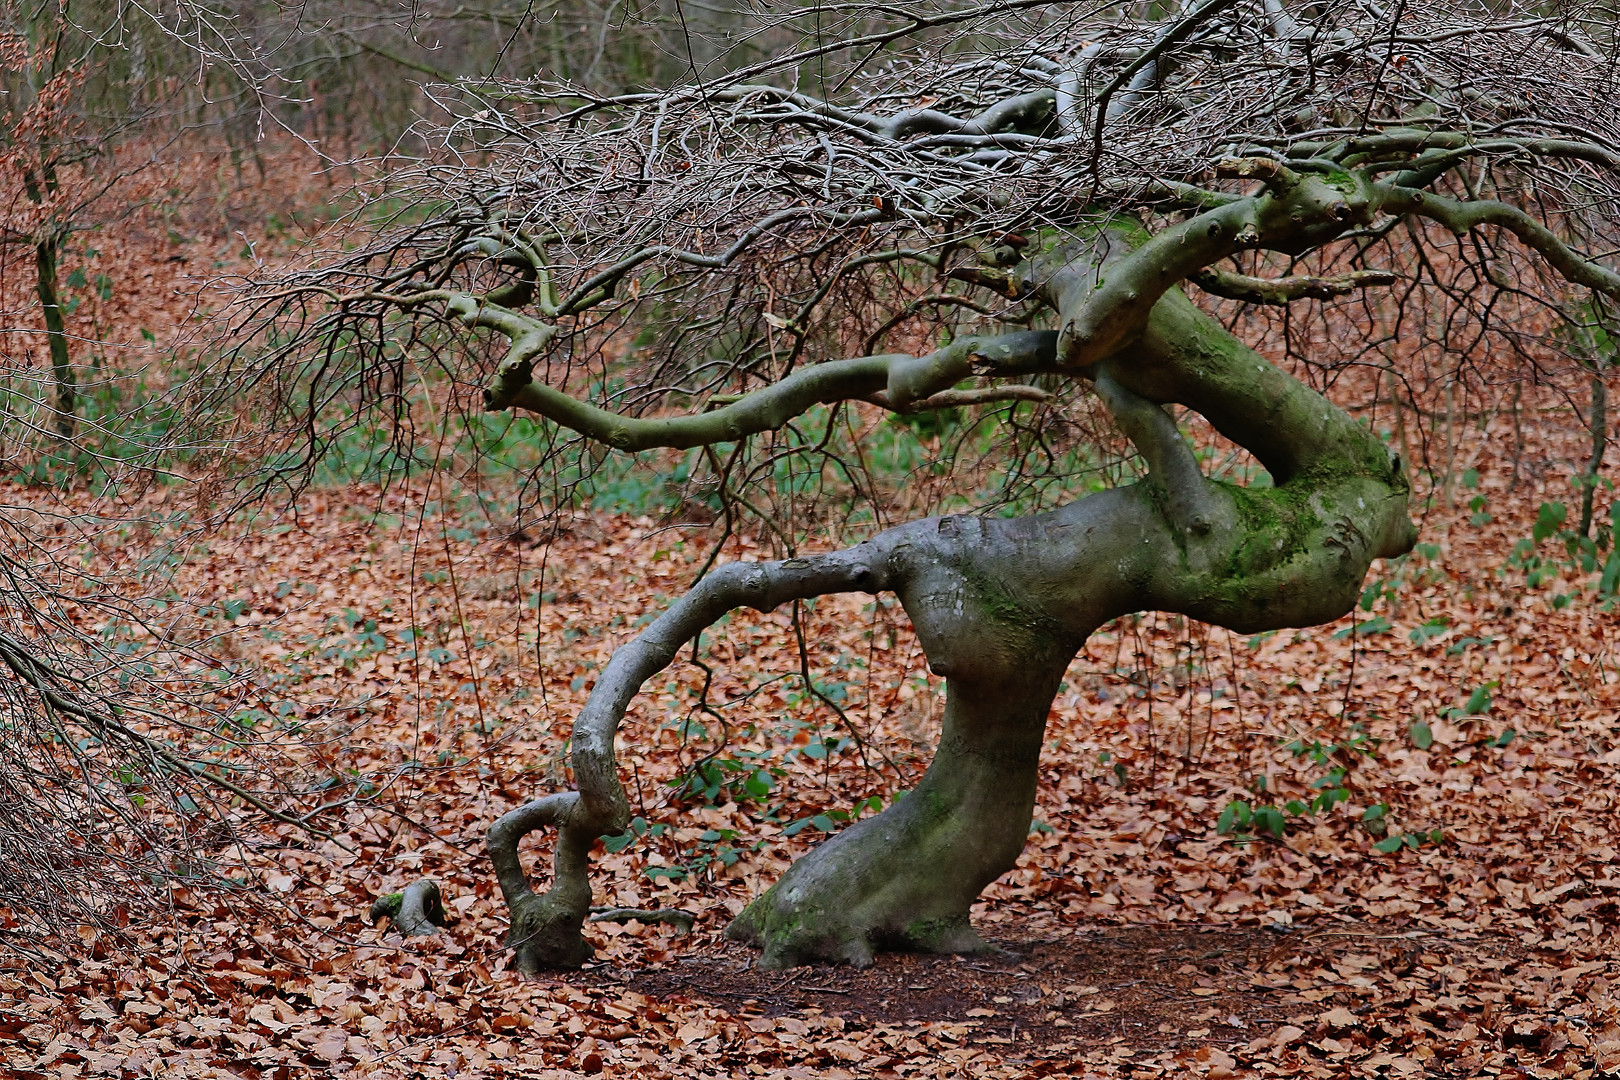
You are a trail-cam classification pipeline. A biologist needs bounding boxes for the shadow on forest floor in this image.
[570,921,1531,1056]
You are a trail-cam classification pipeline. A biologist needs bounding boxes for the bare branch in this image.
[1191,267,1398,304]
[1388,187,1620,300]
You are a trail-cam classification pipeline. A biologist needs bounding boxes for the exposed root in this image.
[590,907,697,935]
[728,899,992,970]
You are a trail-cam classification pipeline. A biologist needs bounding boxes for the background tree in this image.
[0,0,259,453]
[243,0,1618,972]
[0,2,121,441]
[0,1,357,956]
[0,0,710,960]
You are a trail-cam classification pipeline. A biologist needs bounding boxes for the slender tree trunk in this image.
[1441,376,1456,509]
[34,233,75,441]
[1580,364,1608,538]
[1509,382,1524,492]
[1388,366,1412,498]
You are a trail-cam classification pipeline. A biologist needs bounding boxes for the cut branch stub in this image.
[368,879,447,937]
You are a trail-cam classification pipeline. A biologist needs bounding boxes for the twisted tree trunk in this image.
[727,514,1088,968]
[484,209,1418,970]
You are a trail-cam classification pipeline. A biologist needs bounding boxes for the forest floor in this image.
[1,143,1618,1079]
[1,388,1616,1080]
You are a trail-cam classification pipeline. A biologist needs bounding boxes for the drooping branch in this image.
[479,316,1059,450]
[0,631,338,844]
[553,205,891,316]
[1384,187,1620,300]
[484,546,897,972]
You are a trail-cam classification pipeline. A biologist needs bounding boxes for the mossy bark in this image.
[729,642,1071,967]
[480,203,1419,972]
[368,878,447,936]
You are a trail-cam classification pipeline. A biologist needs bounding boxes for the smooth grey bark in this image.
[727,663,1072,968]
[482,232,1419,966]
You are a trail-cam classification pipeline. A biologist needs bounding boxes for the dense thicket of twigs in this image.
[0,501,260,951]
[239,0,1620,542]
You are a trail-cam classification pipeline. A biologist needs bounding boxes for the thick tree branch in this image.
[486,547,895,971]
[590,907,697,933]
[1285,130,1620,172]
[1051,171,1381,370]
[480,318,1058,450]
[1092,369,1224,537]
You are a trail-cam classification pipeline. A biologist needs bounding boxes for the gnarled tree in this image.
[246,0,1620,971]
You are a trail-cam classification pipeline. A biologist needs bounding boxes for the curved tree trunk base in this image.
[728,665,1066,969]
[488,792,601,975]
[508,888,595,974]
[725,804,999,968]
